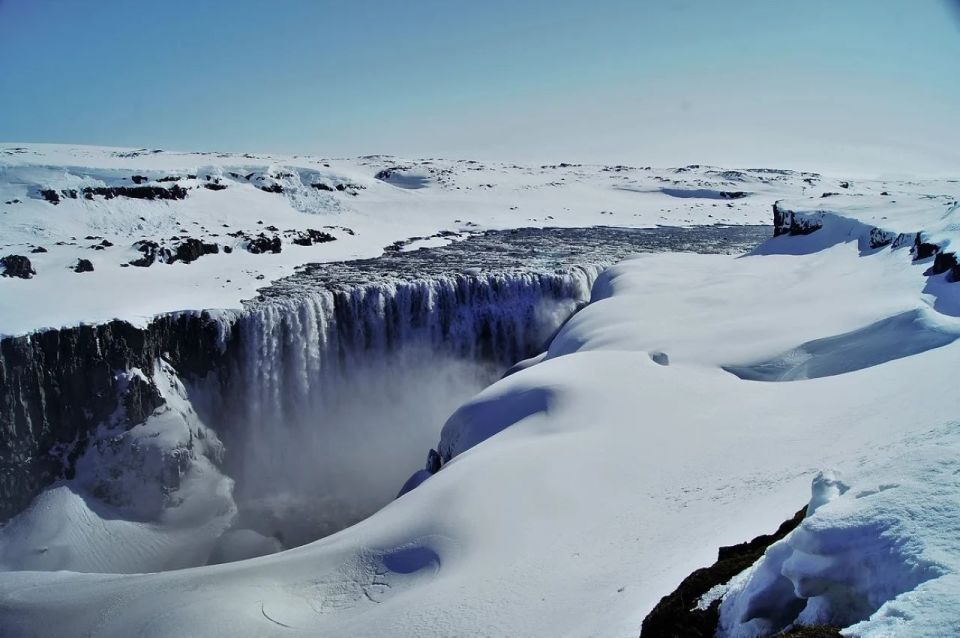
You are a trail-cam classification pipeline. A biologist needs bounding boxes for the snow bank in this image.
[718,438,960,637]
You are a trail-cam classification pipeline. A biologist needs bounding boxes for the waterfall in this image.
[192,266,602,545]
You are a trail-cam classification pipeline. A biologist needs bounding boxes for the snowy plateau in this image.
[0,143,959,637]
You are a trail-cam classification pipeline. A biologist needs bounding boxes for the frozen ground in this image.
[1,166,959,635]
[4,143,951,335]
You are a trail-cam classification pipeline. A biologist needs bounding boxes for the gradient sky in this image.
[1,0,958,175]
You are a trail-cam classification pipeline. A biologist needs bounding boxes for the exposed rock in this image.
[291,229,336,247]
[203,182,228,191]
[131,175,149,184]
[0,313,230,521]
[772,202,823,237]
[639,508,806,638]
[82,185,188,201]
[913,234,939,261]
[73,258,94,273]
[425,448,442,474]
[40,189,60,204]
[246,234,282,254]
[0,255,36,278]
[172,238,219,264]
[929,250,960,281]
[130,240,166,267]
[29,246,47,254]
[868,227,895,249]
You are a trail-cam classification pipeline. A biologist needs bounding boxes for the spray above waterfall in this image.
[0,225,770,572]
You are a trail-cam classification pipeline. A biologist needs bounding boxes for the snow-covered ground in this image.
[1,155,958,636]
[4,142,944,336]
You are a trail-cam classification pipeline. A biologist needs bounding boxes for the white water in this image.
[193,268,601,547]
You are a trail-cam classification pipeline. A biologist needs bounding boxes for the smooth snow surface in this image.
[2,186,960,636]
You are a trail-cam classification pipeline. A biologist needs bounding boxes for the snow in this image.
[2,191,960,636]
[718,448,960,637]
[0,363,234,573]
[0,142,906,336]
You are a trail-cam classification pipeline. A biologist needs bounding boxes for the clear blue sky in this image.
[1,0,958,173]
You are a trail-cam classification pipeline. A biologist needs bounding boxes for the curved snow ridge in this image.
[722,308,960,382]
[717,435,960,637]
[767,196,960,282]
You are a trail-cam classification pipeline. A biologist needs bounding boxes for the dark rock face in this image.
[1,255,36,279]
[203,182,228,191]
[0,313,229,521]
[772,202,823,237]
[639,508,806,638]
[130,238,219,266]
[868,227,894,249]
[130,240,166,267]
[291,229,336,246]
[928,250,960,281]
[913,234,939,261]
[73,258,94,273]
[173,238,219,264]
[40,189,60,204]
[81,185,188,201]
[246,234,282,254]
[425,448,442,474]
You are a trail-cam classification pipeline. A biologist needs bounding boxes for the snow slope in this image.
[4,143,948,335]
[1,183,958,636]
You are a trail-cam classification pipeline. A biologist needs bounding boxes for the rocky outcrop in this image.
[0,313,229,521]
[246,233,282,254]
[41,185,188,203]
[639,508,807,638]
[1,255,36,279]
[291,229,336,246]
[772,202,823,237]
[773,203,959,282]
[73,258,94,273]
[81,185,188,201]
[172,238,219,264]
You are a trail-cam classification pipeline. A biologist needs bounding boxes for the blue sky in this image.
[1,0,958,173]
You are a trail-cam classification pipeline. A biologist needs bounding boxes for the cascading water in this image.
[193,267,601,547]
[0,225,771,571]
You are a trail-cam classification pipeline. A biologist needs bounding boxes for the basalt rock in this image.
[73,258,94,273]
[246,234,282,254]
[172,238,219,264]
[0,313,230,521]
[82,185,188,201]
[772,202,823,237]
[130,240,168,267]
[639,508,806,638]
[291,229,336,246]
[913,234,939,261]
[1,255,36,279]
